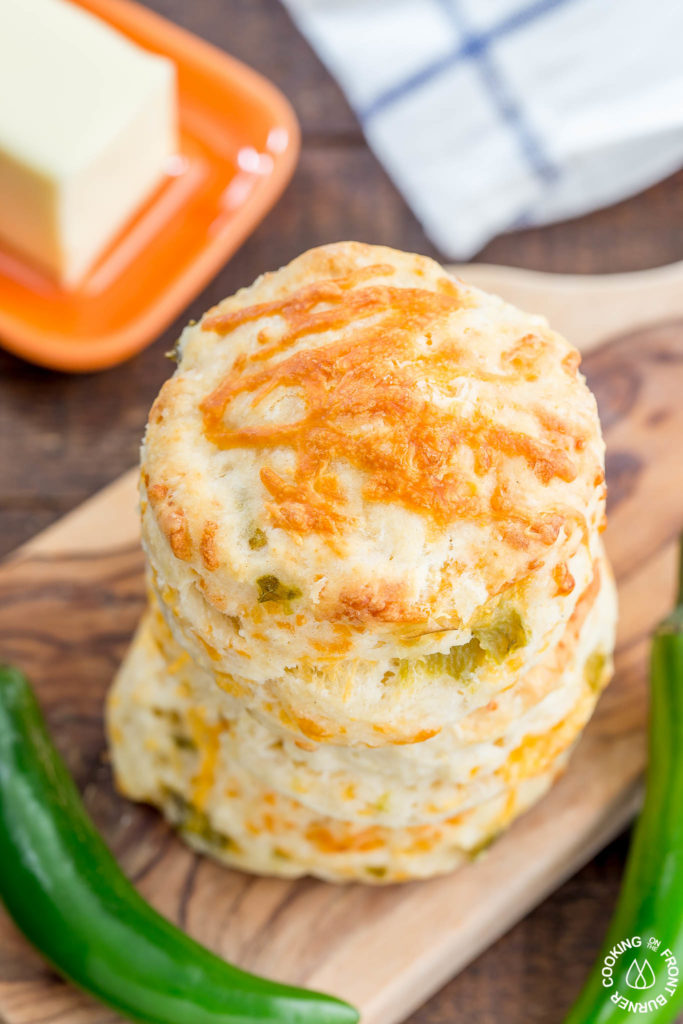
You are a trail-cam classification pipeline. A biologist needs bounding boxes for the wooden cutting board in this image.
[1,288,682,1024]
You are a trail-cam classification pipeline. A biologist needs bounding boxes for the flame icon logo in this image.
[625,957,656,990]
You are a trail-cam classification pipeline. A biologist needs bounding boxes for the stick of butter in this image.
[0,0,177,287]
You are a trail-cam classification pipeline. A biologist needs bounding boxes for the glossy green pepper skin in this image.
[0,665,359,1024]
[564,542,683,1024]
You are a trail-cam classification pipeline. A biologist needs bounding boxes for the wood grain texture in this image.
[1,325,682,1024]
[449,260,683,355]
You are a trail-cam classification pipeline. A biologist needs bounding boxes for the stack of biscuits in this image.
[107,242,616,884]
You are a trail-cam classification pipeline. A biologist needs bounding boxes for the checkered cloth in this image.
[282,0,683,258]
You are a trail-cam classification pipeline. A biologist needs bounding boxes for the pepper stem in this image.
[677,532,683,610]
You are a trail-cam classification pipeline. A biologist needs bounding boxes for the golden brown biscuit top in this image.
[142,242,606,635]
[199,257,588,548]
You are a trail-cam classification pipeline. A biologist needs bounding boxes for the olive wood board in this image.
[0,319,682,1024]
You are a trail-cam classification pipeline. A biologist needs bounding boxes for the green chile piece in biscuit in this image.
[397,607,527,685]
[256,575,302,607]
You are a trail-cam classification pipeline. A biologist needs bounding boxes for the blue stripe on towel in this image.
[439,0,557,181]
[361,0,575,128]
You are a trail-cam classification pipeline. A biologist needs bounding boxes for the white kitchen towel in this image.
[282,0,683,258]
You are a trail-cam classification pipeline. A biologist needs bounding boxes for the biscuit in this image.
[141,242,606,736]
[107,629,576,883]
[108,548,613,843]
[112,241,614,883]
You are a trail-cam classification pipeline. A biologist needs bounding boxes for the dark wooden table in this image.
[2,2,682,1021]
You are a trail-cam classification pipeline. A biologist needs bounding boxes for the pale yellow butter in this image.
[0,0,177,286]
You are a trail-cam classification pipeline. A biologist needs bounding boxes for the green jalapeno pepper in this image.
[0,664,359,1024]
[564,537,683,1023]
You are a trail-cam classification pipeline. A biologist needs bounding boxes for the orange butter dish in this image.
[0,0,299,373]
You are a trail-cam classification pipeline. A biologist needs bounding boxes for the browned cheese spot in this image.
[200,521,221,571]
[199,265,586,556]
[146,481,193,562]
